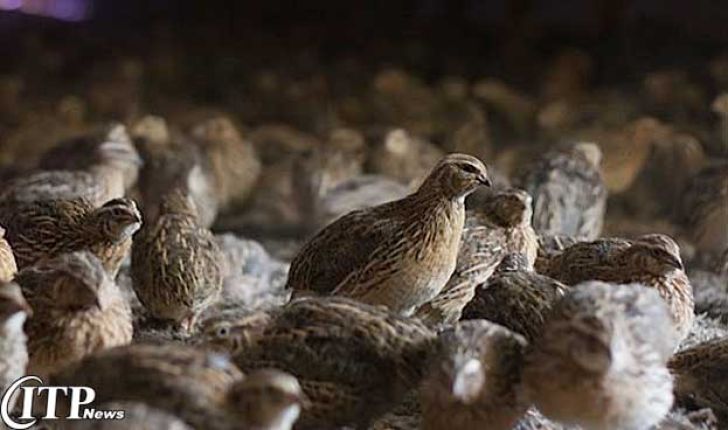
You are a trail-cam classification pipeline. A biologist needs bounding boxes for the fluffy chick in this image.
[16,251,132,377]
[523,281,677,430]
[420,319,529,430]
[131,189,223,331]
[517,142,607,240]
[286,154,491,315]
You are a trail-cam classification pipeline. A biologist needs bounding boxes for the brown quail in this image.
[286,153,491,315]
[131,189,223,331]
[2,124,141,207]
[461,253,568,342]
[51,344,304,430]
[0,197,141,276]
[0,281,31,412]
[414,188,538,327]
[670,337,728,423]
[190,115,262,211]
[517,142,607,240]
[420,319,529,430]
[0,225,18,282]
[16,251,132,377]
[231,297,437,429]
[546,234,695,343]
[523,281,677,430]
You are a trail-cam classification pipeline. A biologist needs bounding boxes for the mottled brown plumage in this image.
[3,124,141,207]
[414,188,538,327]
[517,142,607,240]
[50,344,302,430]
[0,226,18,282]
[523,281,677,430]
[0,197,141,276]
[461,254,568,342]
[420,319,529,430]
[17,251,132,377]
[231,297,438,429]
[131,189,223,331]
[546,234,695,342]
[286,153,491,315]
[670,337,728,423]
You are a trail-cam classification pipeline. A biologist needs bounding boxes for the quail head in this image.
[461,253,568,342]
[132,189,223,332]
[517,142,607,240]
[16,251,132,377]
[669,337,728,423]
[286,153,491,315]
[414,188,538,327]
[0,197,141,276]
[226,369,306,430]
[232,297,437,429]
[0,225,18,282]
[0,282,31,412]
[523,281,677,430]
[420,319,529,430]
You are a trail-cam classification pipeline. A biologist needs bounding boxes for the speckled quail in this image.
[523,281,677,430]
[517,142,607,240]
[16,251,132,377]
[0,197,141,276]
[546,234,695,343]
[286,153,491,315]
[231,297,437,429]
[420,319,529,430]
[0,282,31,412]
[670,337,728,423]
[3,124,141,207]
[132,189,223,331]
[461,253,568,342]
[414,188,538,327]
[52,344,304,430]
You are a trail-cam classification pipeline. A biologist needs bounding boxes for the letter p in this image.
[67,387,96,419]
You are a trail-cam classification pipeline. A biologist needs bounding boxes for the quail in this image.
[16,251,132,377]
[286,153,491,315]
[132,189,224,331]
[51,344,305,430]
[2,124,141,207]
[38,123,143,193]
[534,233,580,275]
[657,409,719,430]
[523,281,677,430]
[547,234,695,343]
[368,129,444,186]
[0,282,31,412]
[0,225,18,282]
[231,297,438,429]
[414,188,538,327]
[517,142,607,240]
[0,197,141,276]
[461,253,568,342]
[420,319,529,430]
[67,401,192,430]
[133,115,219,228]
[190,115,262,211]
[669,337,728,423]
[677,162,728,257]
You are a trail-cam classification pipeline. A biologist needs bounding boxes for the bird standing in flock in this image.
[0,86,725,430]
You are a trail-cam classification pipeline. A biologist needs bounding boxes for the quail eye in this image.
[217,326,230,337]
[461,164,480,174]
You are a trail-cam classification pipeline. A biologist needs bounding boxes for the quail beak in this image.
[663,255,684,271]
[0,300,33,318]
[451,359,485,404]
[288,391,311,409]
[477,175,492,187]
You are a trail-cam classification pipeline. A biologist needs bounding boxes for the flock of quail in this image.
[0,46,727,430]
